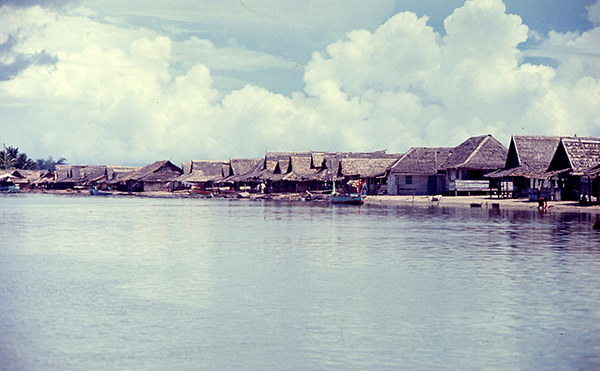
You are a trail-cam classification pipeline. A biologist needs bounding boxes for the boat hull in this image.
[0,185,20,193]
[89,189,112,196]
[330,195,364,205]
[191,187,212,196]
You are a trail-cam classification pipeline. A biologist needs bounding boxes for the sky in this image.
[1,0,599,166]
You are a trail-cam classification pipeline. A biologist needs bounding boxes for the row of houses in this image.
[4,134,600,203]
[388,134,600,202]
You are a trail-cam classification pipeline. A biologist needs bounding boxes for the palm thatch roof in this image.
[282,155,317,181]
[389,147,453,175]
[233,150,400,182]
[241,151,307,181]
[443,134,507,170]
[54,164,89,183]
[222,158,263,183]
[316,150,399,180]
[176,160,226,183]
[98,166,142,183]
[548,136,600,175]
[337,157,398,178]
[181,161,192,175]
[486,135,561,178]
[4,169,54,185]
[117,160,182,182]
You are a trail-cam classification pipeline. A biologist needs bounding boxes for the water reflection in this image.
[1,195,600,370]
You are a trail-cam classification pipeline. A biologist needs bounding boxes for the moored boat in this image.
[191,186,213,196]
[89,186,112,196]
[330,179,367,205]
[0,174,20,193]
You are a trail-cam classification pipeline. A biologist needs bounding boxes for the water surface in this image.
[1,194,599,370]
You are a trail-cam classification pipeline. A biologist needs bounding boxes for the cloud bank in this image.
[1,0,599,165]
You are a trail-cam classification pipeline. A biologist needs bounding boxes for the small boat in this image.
[0,174,20,193]
[330,179,367,205]
[89,186,112,196]
[0,184,19,192]
[191,186,212,196]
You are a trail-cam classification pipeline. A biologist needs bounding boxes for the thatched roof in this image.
[233,150,400,182]
[118,160,182,182]
[4,169,54,184]
[443,134,507,170]
[548,136,600,174]
[176,160,226,183]
[222,158,262,182]
[181,161,192,175]
[82,166,107,182]
[240,152,306,181]
[337,157,398,178]
[316,151,399,180]
[54,165,89,183]
[311,153,325,169]
[389,147,452,175]
[487,135,560,178]
[283,155,317,181]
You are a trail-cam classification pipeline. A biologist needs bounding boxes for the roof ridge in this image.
[454,135,490,168]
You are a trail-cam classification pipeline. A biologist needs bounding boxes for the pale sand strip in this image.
[28,189,600,214]
[365,195,600,214]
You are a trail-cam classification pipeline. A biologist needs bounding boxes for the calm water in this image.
[1,194,600,370]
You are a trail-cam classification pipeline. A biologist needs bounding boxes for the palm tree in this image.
[36,156,68,171]
[16,153,37,170]
[1,146,17,170]
[1,146,38,170]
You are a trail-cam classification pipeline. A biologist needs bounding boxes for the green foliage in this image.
[36,156,68,171]
[1,145,67,171]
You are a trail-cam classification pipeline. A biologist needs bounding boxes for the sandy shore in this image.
[17,189,600,214]
[365,194,600,214]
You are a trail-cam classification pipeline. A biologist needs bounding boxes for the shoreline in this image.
[6,189,600,214]
[365,195,600,214]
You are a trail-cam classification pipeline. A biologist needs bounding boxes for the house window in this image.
[405,176,413,185]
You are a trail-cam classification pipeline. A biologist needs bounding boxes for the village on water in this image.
[3,134,600,205]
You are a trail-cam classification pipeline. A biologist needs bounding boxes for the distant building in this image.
[387,147,452,196]
[486,135,561,199]
[113,160,182,192]
[444,134,508,196]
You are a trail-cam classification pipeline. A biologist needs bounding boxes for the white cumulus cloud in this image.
[1,0,600,166]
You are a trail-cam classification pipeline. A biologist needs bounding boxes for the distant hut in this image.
[175,160,226,191]
[32,170,56,190]
[485,135,561,199]
[81,166,108,187]
[281,154,320,193]
[100,166,142,190]
[387,147,452,196]
[114,160,182,192]
[232,151,398,194]
[3,170,31,190]
[336,156,399,195]
[443,134,507,196]
[546,136,600,202]
[220,158,263,191]
[52,165,89,190]
[238,152,301,193]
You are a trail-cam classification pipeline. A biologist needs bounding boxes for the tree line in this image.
[1,145,67,171]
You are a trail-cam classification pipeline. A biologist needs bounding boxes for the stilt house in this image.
[220,158,263,191]
[114,160,182,192]
[444,134,507,196]
[546,136,600,202]
[485,135,561,199]
[176,160,227,190]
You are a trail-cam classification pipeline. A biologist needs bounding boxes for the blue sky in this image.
[1,0,599,165]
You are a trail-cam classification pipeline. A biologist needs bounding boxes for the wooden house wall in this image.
[142,181,170,192]
[390,174,443,195]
